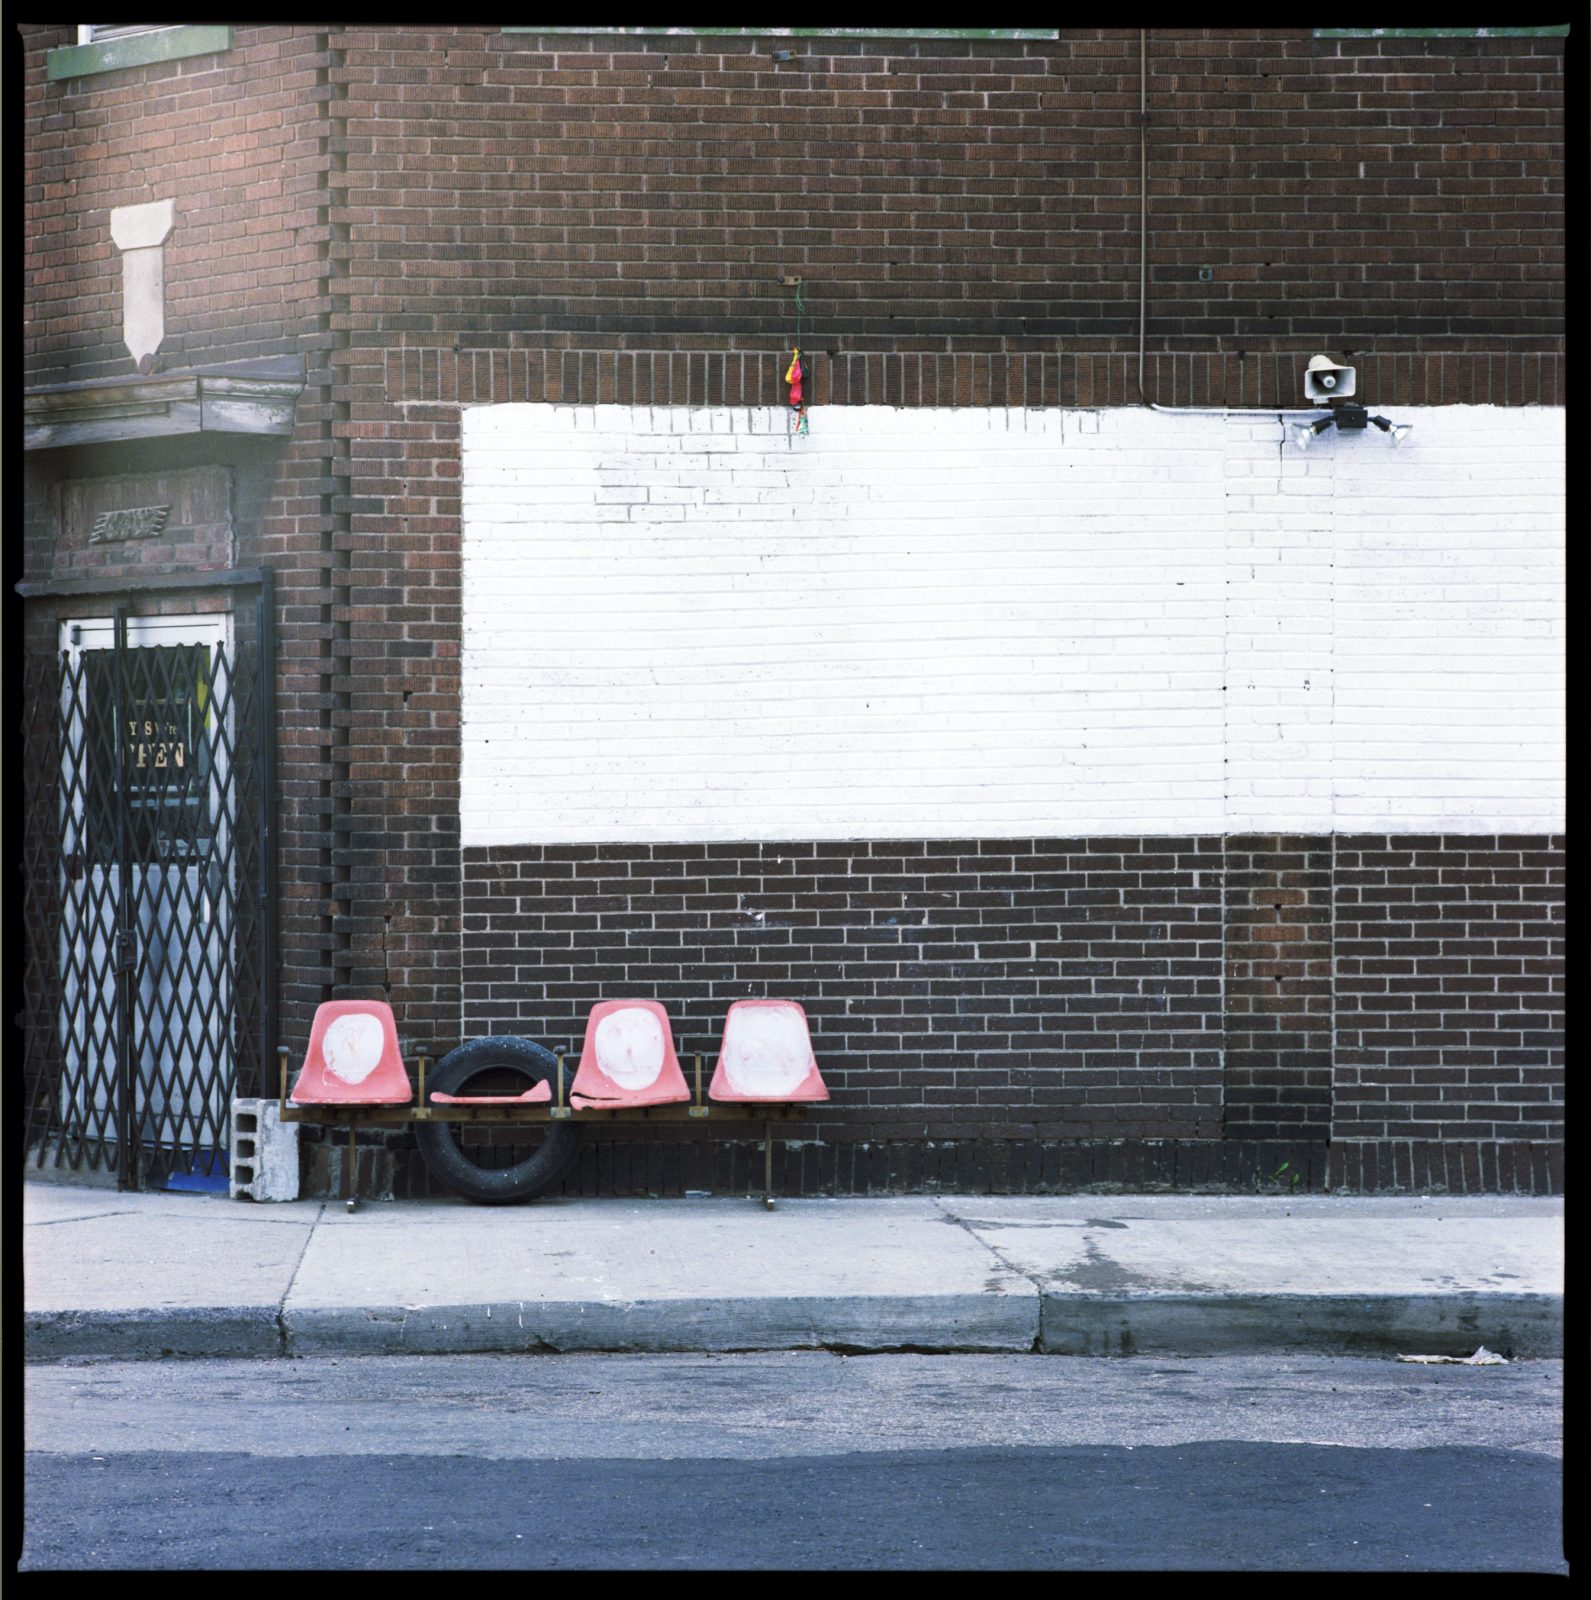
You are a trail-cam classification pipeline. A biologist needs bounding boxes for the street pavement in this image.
[22,1182,1562,1361]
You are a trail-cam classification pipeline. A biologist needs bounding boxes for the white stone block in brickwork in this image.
[229,1099,299,1202]
[109,198,175,366]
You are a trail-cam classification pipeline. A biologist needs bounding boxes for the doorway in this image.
[24,609,269,1189]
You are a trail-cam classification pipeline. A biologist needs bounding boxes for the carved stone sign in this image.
[89,505,172,544]
[109,198,175,367]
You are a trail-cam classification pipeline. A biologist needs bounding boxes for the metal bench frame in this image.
[277,1046,810,1211]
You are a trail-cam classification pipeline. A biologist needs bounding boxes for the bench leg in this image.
[344,1123,358,1213]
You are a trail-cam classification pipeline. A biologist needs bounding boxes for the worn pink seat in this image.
[289,1000,413,1105]
[708,1000,829,1103]
[567,999,691,1109]
[430,1083,551,1105]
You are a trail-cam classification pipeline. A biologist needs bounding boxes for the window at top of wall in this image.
[1311,25,1568,36]
[48,24,233,81]
[78,24,173,42]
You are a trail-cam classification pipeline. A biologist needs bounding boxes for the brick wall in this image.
[393,347,1566,412]
[1334,835,1565,1142]
[19,25,1566,1192]
[456,831,1563,1193]
[326,27,1563,357]
[463,836,1226,1142]
[20,25,334,384]
[1329,431,1565,833]
[18,24,464,1060]
[452,400,1562,1189]
[351,24,1565,409]
[24,26,1564,395]
[1222,835,1333,1141]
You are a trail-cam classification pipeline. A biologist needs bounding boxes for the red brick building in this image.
[18,27,1566,1198]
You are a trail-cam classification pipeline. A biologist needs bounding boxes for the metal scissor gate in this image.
[21,600,276,1190]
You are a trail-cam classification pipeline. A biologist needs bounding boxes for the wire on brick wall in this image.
[1136,28,1327,420]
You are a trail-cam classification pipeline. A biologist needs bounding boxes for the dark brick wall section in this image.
[58,468,235,581]
[528,1135,1557,1199]
[324,28,1561,358]
[24,465,237,588]
[18,25,464,1057]
[1223,836,1333,1140]
[450,1136,1330,1201]
[23,26,1564,398]
[1324,1139,1562,1197]
[461,838,1227,1143]
[20,25,335,385]
[340,1134,1558,1200]
[386,346,1565,412]
[1333,835,1565,1143]
[432,832,1564,1196]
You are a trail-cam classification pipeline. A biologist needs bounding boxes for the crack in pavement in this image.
[29,1212,141,1227]
[932,1199,1047,1348]
[277,1202,328,1356]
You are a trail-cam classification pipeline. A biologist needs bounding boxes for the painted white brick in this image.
[461,404,1564,843]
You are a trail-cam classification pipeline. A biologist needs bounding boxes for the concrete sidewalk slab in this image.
[282,1197,1038,1355]
[940,1196,1564,1356]
[23,1182,1564,1362]
[23,1185,320,1359]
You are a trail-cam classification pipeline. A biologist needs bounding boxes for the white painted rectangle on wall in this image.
[460,404,1563,844]
[1327,414,1565,831]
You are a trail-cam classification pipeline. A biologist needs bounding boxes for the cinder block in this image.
[229,1099,300,1202]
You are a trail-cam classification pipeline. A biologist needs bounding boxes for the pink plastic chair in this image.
[289,1000,413,1105]
[567,999,692,1109]
[708,1000,829,1103]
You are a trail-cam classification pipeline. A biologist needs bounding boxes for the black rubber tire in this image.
[414,1036,583,1205]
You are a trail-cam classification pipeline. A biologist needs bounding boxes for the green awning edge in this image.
[47,26,234,82]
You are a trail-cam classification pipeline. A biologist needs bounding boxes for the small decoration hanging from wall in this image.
[784,277,810,441]
[785,345,808,436]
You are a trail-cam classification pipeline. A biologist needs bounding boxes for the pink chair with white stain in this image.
[289,1000,414,1105]
[708,1000,829,1103]
[567,999,692,1109]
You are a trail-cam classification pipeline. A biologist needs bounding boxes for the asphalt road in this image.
[19,1353,1567,1571]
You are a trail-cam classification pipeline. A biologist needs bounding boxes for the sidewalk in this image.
[22,1182,1563,1361]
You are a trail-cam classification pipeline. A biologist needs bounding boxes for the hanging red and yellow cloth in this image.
[784,346,809,435]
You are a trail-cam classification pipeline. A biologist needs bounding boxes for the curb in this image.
[1039,1291,1564,1358]
[24,1290,1563,1361]
[280,1293,1039,1356]
[25,1308,283,1362]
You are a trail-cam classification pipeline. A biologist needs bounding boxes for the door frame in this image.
[20,568,280,1190]
[58,611,236,1184]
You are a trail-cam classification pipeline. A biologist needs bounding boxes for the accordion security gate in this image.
[22,604,275,1189]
